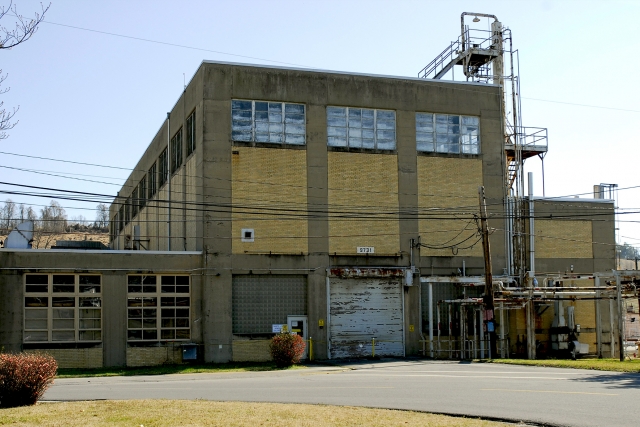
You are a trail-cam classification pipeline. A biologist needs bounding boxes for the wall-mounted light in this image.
[473,16,480,22]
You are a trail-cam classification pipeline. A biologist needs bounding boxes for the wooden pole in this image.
[478,186,497,357]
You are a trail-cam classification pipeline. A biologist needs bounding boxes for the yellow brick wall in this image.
[535,220,593,259]
[24,348,103,369]
[232,339,272,362]
[417,157,483,257]
[126,346,183,367]
[232,147,308,254]
[328,152,399,254]
[156,186,168,251]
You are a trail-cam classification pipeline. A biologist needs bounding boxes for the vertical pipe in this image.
[617,272,624,361]
[428,283,434,358]
[609,298,615,358]
[437,302,441,357]
[460,305,465,360]
[480,307,485,358]
[595,276,602,358]
[528,172,535,276]
[462,260,466,277]
[448,303,452,359]
[167,112,172,251]
[499,301,505,358]
[402,283,406,357]
[326,274,331,359]
[473,308,478,359]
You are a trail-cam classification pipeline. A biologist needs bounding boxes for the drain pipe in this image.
[167,112,172,251]
[528,172,535,277]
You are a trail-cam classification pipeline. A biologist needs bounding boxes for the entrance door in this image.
[287,315,308,359]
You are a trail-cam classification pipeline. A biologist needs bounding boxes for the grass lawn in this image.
[56,362,304,378]
[0,400,508,427]
[482,358,640,373]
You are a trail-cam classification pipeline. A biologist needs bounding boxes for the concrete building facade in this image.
[0,62,617,367]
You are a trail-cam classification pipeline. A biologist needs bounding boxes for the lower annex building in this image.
[0,61,616,367]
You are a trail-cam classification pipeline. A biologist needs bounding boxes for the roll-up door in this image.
[329,277,404,358]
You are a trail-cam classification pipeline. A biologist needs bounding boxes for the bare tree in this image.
[0,198,16,232]
[95,203,109,229]
[0,1,50,139]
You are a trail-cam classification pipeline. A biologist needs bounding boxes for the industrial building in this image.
[1,13,635,368]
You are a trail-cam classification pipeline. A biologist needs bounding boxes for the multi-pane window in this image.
[231,100,306,145]
[124,197,131,225]
[171,129,182,174]
[327,107,396,150]
[118,206,124,232]
[131,186,139,218]
[148,163,157,199]
[158,148,168,187]
[416,113,480,154]
[127,275,190,342]
[24,274,102,343]
[186,111,196,156]
[138,176,147,209]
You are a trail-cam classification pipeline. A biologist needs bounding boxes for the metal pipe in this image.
[617,271,623,361]
[167,112,172,251]
[609,298,615,358]
[595,276,602,358]
[326,275,331,359]
[429,283,434,358]
[437,302,441,357]
[528,172,535,276]
[499,301,505,358]
[448,303,452,359]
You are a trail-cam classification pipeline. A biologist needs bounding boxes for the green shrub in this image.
[0,353,58,408]
[269,332,306,368]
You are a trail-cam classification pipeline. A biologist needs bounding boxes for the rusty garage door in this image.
[329,277,404,359]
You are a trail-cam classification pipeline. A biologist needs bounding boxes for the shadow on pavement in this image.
[570,372,640,389]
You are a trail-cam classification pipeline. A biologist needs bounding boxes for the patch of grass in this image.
[56,361,304,378]
[481,358,640,373]
[0,400,508,426]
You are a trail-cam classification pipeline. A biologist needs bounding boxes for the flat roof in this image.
[201,59,500,88]
[0,249,202,255]
[533,197,614,204]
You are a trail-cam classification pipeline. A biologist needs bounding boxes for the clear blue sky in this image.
[2,0,639,249]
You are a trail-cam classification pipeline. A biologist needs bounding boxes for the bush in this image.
[0,353,58,408]
[269,332,306,368]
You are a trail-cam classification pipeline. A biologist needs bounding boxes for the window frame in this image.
[170,128,183,174]
[138,176,147,210]
[23,274,102,344]
[326,106,397,151]
[416,112,480,155]
[158,148,168,188]
[148,162,157,199]
[186,110,196,157]
[231,99,306,146]
[126,274,191,343]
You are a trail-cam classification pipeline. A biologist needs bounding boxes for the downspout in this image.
[428,283,434,358]
[528,172,535,277]
[167,112,172,251]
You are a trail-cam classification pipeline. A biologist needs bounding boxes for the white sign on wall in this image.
[357,247,375,254]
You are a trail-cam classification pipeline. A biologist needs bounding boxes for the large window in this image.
[131,186,139,218]
[171,129,182,174]
[231,100,306,145]
[148,163,157,199]
[127,275,190,342]
[158,148,168,187]
[327,107,396,150]
[416,113,480,154]
[24,274,102,343]
[186,111,196,156]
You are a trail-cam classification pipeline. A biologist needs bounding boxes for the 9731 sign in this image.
[357,247,375,254]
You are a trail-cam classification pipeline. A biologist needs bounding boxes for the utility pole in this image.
[479,186,497,358]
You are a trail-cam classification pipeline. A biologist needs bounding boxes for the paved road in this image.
[44,360,640,427]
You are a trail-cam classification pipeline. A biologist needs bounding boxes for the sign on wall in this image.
[357,247,375,254]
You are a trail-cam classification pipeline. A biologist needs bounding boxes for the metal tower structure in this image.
[418,12,548,283]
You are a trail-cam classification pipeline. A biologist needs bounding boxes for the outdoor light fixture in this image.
[473,16,480,22]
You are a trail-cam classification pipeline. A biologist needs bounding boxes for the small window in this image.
[186,111,196,156]
[327,107,396,150]
[241,228,254,243]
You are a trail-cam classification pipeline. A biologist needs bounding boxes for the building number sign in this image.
[357,247,375,254]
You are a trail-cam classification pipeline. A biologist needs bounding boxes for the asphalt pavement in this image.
[44,360,640,427]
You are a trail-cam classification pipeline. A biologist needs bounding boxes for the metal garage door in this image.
[329,277,404,359]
